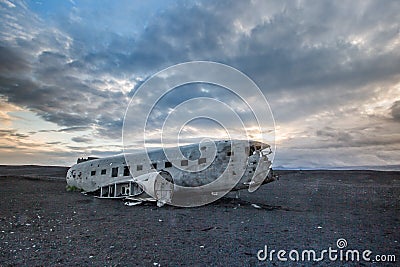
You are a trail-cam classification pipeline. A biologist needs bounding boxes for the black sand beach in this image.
[0,166,399,266]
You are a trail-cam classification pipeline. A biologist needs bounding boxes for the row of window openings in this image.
[90,158,207,177]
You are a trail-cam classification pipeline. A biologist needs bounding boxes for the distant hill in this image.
[273,164,400,171]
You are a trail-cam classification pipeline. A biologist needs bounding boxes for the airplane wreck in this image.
[66,140,276,207]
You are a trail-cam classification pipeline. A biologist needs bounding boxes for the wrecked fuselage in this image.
[66,140,275,207]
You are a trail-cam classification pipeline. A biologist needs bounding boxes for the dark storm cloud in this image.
[0,129,16,137]
[0,129,29,139]
[314,126,400,149]
[46,141,62,145]
[71,136,92,143]
[0,145,17,149]
[0,2,130,140]
[0,0,399,167]
[391,101,400,122]
[38,126,91,133]
[234,3,400,89]
[58,126,92,132]
[0,46,128,137]
[12,132,29,138]
[118,0,400,128]
[316,127,352,143]
[2,1,399,129]
[0,46,30,74]
[44,0,246,78]
[96,0,400,99]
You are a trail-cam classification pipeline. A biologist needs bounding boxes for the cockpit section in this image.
[248,141,272,156]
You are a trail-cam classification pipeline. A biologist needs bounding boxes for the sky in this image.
[0,0,399,169]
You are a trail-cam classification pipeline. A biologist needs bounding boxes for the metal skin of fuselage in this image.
[66,140,275,207]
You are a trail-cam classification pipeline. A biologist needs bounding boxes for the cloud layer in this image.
[0,0,399,168]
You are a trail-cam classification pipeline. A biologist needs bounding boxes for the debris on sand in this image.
[124,201,143,206]
[200,226,216,232]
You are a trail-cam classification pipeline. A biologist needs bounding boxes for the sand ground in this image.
[0,166,399,266]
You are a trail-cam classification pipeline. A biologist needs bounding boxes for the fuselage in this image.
[66,140,274,205]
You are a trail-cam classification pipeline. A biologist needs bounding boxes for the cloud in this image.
[0,0,399,167]
[71,136,92,143]
[391,100,400,122]
[0,129,16,137]
[0,2,132,141]
[316,127,353,143]
[315,130,400,149]
[3,1,399,125]
[46,141,62,145]
[0,46,30,74]
[0,48,129,139]
[0,129,29,139]
[59,126,92,132]
[0,0,16,9]
[0,97,21,125]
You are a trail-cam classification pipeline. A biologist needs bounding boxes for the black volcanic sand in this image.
[0,166,399,266]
